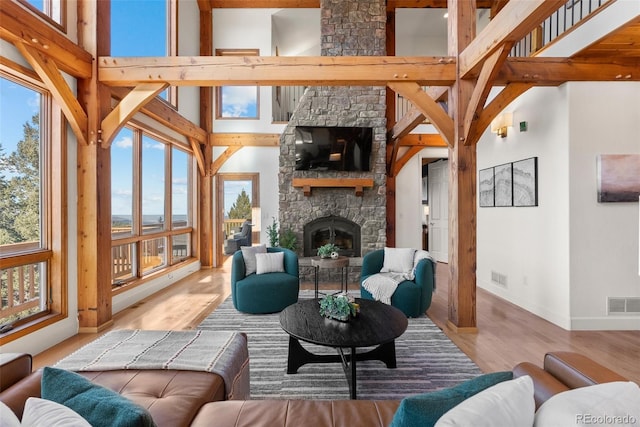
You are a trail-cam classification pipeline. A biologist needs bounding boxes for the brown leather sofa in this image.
[0,351,627,427]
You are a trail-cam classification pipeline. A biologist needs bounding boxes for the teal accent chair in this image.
[231,247,300,314]
[359,249,435,318]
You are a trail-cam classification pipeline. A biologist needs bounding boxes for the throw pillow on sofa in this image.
[41,367,156,427]
[533,381,640,427]
[22,397,92,427]
[381,247,416,274]
[390,371,513,427]
[435,375,535,427]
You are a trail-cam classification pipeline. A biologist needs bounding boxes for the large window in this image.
[0,70,65,336]
[18,0,66,30]
[215,49,260,119]
[111,0,177,104]
[111,126,194,287]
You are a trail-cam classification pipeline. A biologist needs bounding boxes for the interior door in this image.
[428,160,448,263]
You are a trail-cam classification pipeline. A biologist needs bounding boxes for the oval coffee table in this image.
[279,298,408,399]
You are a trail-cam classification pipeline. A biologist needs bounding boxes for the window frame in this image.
[16,0,67,33]
[0,60,67,344]
[215,48,260,120]
[111,122,196,292]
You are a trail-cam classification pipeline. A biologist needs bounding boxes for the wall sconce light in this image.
[491,112,513,138]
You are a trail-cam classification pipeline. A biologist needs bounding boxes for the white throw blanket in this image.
[55,329,248,399]
[362,250,435,305]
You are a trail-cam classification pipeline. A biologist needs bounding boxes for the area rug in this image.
[197,291,482,400]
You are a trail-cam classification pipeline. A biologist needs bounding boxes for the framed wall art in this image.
[479,167,494,207]
[494,163,513,207]
[513,157,538,207]
[597,154,640,203]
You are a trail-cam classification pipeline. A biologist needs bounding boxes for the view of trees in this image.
[0,114,41,246]
[227,188,251,220]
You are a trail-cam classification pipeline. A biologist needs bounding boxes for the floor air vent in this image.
[608,297,640,315]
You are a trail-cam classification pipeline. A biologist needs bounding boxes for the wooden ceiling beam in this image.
[495,58,640,84]
[15,42,89,146]
[0,0,92,79]
[388,82,454,147]
[459,0,564,77]
[206,0,493,9]
[110,88,208,143]
[188,137,207,176]
[210,146,241,176]
[463,43,511,145]
[98,56,456,86]
[398,133,447,147]
[474,82,534,140]
[388,86,448,144]
[101,83,168,148]
[210,133,280,146]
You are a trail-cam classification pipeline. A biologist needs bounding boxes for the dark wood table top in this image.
[279,298,408,349]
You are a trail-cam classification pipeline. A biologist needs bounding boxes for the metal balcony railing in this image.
[511,0,611,57]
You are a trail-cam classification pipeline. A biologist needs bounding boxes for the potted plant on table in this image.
[318,293,358,322]
[317,243,340,259]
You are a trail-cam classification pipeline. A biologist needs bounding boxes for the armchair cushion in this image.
[381,247,415,274]
[241,244,267,275]
[256,252,284,274]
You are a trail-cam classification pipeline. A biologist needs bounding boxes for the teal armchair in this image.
[359,249,435,318]
[231,247,300,314]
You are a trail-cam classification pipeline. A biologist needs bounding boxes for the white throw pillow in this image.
[21,397,92,427]
[255,252,285,275]
[435,375,535,427]
[241,244,266,275]
[0,401,21,427]
[381,247,416,274]
[534,381,640,427]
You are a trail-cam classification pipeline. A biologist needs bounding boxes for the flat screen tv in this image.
[294,126,373,171]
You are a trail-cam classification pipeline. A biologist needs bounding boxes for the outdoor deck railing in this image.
[0,263,41,321]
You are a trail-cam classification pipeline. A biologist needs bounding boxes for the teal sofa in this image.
[231,247,300,314]
[359,249,435,317]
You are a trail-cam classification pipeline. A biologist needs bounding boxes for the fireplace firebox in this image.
[303,215,361,257]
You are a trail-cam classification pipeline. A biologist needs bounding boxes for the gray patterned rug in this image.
[197,291,482,400]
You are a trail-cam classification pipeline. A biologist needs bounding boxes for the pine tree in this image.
[0,115,41,245]
[228,189,252,220]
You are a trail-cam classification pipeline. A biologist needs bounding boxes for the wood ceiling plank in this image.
[99,56,456,86]
[15,42,89,146]
[207,0,493,9]
[388,81,454,147]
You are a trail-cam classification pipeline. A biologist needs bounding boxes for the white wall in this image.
[568,82,640,330]
[476,86,572,329]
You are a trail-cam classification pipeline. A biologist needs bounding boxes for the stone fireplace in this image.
[303,215,361,257]
[278,0,387,276]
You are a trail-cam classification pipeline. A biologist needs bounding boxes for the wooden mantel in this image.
[292,178,374,197]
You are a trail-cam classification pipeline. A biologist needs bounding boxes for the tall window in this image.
[111,0,177,104]
[216,49,260,119]
[111,126,194,287]
[18,0,66,30]
[0,71,64,335]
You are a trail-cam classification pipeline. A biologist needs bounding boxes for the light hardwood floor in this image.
[34,260,640,384]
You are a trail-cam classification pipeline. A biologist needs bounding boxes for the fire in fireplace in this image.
[303,215,361,257]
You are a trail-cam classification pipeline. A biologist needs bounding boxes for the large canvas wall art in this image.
[494,163,513,207]
[513,157,538,207]
[597,154,640,203]
[479,168,494,207]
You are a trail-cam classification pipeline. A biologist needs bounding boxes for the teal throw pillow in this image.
[41,367,156,427]
[390,371,514,427]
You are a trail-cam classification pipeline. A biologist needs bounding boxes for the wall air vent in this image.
[491,271,507,287]
[607,297,640,315]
